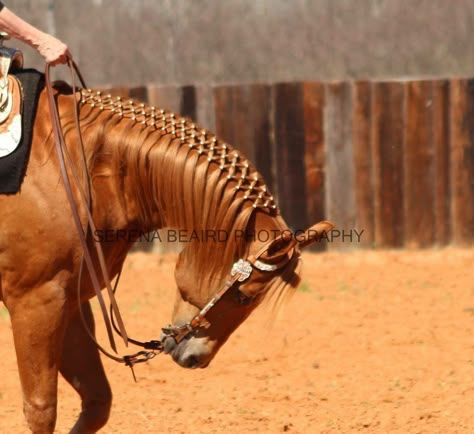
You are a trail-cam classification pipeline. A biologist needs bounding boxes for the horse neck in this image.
[78,90,278,242]
[86,124,160,234]
[77,104,294,300]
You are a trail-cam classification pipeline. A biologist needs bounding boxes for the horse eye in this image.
[235,290,253,306]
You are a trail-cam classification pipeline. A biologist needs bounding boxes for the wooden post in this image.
[352,81,374,248]
[213,85,235,145]
[449,79,474,245]
[403,80,435,248]
[231,85,254,158]
[303,82,326,250]
[147,85,183,113]
[324,82,355,250]
[432,80,451,246]
[129,86,148,103]
[244,84,273,193]
[181,85,197,120]
[213,84,274,191]
[371,81,405,248]
[195,85,216,132]
[272,82,308,232]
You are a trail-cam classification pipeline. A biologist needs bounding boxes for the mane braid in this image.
[80,89,277,212]
[79,88,281,295]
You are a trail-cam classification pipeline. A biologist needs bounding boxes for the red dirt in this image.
[0,248,473,433]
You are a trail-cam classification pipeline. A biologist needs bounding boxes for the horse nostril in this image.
[162,337,177,354]
[182,355,200,369]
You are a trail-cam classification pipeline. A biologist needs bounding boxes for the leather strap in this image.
[45,59,163,376]
[45,59,129,353]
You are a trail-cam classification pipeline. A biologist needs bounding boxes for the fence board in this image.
[129,86,148,103]
[99,86,131,99]
[195,85,216,132]
[95,76,474,249]
[450,79,474,245]
[232,85,256,158]
[371,81,404,248]
[403,81,435,248]
[214,86,235,145]
[181,85,197,121]
[246,85,274,193]
[147,85,183,113]
[352,81,374,248]
[273,83,307,231]
[324,82,355,250]
[303,82,326,250]
[432,80,451,245]
[213,85,273,191]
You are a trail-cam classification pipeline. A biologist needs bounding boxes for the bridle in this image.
[114,221,331,365]
[44,58,334,377]
[160,236,298,345]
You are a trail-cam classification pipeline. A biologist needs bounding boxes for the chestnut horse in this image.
[0,80,331,433]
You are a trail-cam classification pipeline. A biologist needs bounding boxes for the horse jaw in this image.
[165,291,236,369]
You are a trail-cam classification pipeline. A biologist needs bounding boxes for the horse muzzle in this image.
[161,331,213,369]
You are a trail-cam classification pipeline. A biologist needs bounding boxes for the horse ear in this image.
[255,220,335,262]
[257,233,294,263]
[296,220,335,249]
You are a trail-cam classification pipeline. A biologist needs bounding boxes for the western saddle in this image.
[0,32,23,158]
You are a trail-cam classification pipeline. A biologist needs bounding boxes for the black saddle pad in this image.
[0,68,45,194]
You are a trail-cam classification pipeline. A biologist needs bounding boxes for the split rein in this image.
[45,60,159,377]
[44,60,329,379]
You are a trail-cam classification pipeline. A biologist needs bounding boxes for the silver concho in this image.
[231,259,253,282]
[253,259,278,272]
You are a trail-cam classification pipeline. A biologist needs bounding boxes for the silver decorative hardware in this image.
[231,259,253,282]
[253,259,278,272]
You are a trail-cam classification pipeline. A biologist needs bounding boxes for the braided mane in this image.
[80,89,277,210]
[72,89,286,295]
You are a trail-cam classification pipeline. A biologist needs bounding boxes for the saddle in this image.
[0,32,23,158]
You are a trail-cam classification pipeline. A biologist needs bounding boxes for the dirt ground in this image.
[0,248,473,433]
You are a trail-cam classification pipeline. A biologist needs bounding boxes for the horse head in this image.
[167,214,334,369]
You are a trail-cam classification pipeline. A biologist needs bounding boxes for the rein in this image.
[45,60,159,373]
[44,59,334,377]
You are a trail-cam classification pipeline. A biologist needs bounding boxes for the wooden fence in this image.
[102,78,474,250]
